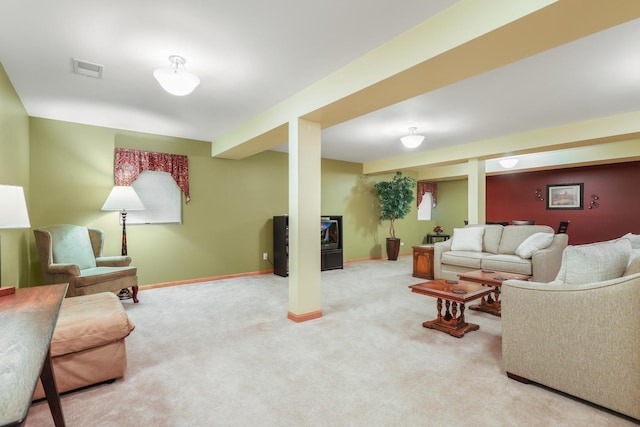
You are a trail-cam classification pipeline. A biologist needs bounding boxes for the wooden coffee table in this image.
[409,279,493,338]
[458,269,531,317]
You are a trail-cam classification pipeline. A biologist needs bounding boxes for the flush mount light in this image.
[400,127,425,148]
[153,55,200,96]
[498,157,519,168]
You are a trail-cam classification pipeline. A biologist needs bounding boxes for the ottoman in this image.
[33,291,135,399]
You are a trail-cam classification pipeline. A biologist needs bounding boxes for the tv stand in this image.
[273,215,343,277]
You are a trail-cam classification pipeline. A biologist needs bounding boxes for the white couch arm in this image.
[501,272,640,420]
[530,233,568,282]
[433,239,453,279]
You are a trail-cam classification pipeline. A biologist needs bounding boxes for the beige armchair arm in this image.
[46,263,81,276]
[501,272,640,420]
[96,256,132,267]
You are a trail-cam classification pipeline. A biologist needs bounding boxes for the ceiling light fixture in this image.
[400,127,425,148]
[498,157,519,168]
[153,55,200,96]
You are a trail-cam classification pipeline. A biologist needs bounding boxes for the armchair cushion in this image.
[624,256,640,276]
[75,266,137,288]
[554,238,631,284]
[49,225,96,270]
[621,232,640,249]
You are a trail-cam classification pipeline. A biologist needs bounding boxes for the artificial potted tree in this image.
[373,171,416,260]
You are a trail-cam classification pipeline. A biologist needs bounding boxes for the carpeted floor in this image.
[25,257,636,426]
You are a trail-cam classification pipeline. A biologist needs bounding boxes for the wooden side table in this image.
[426,233,450,244]
[412,245,434,279]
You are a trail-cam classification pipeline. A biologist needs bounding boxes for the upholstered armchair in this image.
[34,224,139,302]
[501,237,640,420]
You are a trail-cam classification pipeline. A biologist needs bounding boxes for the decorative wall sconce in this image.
[534,188,544,201]
[588,194,599,209]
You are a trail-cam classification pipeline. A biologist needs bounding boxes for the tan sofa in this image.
[501,237,640,421]
[33,292,135,399]
[434,224,568,283]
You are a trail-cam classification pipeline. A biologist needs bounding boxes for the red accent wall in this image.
[486,161,640,245]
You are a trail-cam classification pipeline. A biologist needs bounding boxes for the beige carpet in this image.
[25,257,636,426]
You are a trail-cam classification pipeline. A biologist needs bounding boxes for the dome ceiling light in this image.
[400,127,425,148]
[153,55,200,96]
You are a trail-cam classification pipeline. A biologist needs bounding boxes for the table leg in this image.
[40,347,66,427]
[469,285,502,316]
[422,300,480,338]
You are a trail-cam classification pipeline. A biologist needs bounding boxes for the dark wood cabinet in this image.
[273,215,343,277]
[412,245,434,279]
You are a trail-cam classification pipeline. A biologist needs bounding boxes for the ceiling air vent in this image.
[72,58,103,78]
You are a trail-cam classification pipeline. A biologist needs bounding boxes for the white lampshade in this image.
[400,127,425,148]
[498,157,519,168]
[101,186,145,211]
[153,55,200,96]
[0,185,31,229]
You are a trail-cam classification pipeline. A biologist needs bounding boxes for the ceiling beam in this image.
[364,111,640,174]
[212,0,640,160]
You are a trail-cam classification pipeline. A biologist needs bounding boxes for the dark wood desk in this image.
[0,284,68,427]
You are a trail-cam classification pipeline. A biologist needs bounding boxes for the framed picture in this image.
[546,183,584,210]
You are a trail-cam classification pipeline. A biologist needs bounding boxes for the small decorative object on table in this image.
[433,225,443,235]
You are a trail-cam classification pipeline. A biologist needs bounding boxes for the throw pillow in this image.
[450,227,484,252]
[515,232,554,259]
[554,239,631,285]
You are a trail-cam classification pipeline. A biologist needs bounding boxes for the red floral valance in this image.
[114,148,190,203]
[417,181,437,207]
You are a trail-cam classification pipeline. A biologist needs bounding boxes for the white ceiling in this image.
[1,1,640,165]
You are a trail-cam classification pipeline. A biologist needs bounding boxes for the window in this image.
[127,171,182,224]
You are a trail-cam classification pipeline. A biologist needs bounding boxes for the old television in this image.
[320,219,340,250]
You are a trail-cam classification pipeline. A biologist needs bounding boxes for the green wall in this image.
[26,117,427,286]
[0,63,31,287]
[431,179,468,237]
[0,64,431,287]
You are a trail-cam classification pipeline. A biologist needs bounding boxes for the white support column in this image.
[467,159,486,225]
[287,118,322,322]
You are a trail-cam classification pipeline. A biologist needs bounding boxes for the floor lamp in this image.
[101,186,145,299]
[0,185,31,296]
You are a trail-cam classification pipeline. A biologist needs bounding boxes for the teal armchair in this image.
[34,224,139,302]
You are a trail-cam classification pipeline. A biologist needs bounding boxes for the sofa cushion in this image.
[441,251,484,269]
[481,254,533,276]
[515,232,554,259]
[555,239,632,285]
[450,227,484,252]
[498,225,554,255]
[475,224,504,254]
[50,292,135,357]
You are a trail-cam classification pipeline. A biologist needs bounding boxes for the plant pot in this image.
[386,237,401,261]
